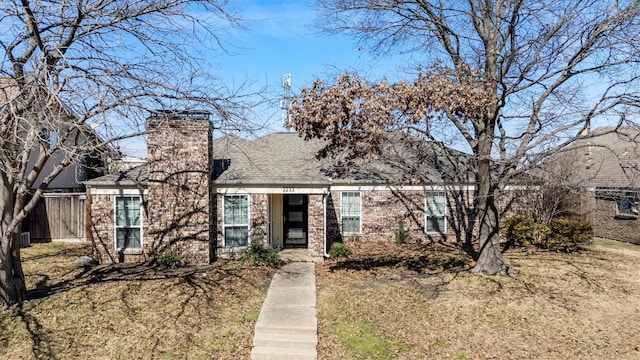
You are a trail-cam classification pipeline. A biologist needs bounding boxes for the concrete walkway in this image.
[250,262,318,360]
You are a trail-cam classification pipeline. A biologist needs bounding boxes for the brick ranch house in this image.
[85,112,483,264]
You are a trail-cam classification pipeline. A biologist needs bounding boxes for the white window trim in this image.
[425,191,447,234]
[114,195,143,251]
[340,191,362,235]
[222,194,251,248]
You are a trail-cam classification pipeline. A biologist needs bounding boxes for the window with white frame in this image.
[115,196,142,250]
[223,195,249,247]
[341,191,362,234]
[425,192,446,234]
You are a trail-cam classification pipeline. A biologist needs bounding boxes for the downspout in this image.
[323,189,328,258]
[267,194,272,247]
[85,185,92,244]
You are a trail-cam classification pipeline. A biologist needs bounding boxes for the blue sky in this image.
[219,0,404,86]
[121,1,411,157]
[216,1,410,126]
[219,1,406,87]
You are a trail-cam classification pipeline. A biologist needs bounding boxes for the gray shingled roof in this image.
[554,127,640,188]
[86,132,475,186]
[84,165,149,186]
[212,133,328,184]
[213,132,474,185]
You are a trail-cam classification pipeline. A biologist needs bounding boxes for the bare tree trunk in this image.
[1,178,27,306]
[0,231,27,306]
[471,120,509,275]
[472,191,508,275]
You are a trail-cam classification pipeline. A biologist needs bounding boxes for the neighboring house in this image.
[1,78,113,243]
[24,127,112,243]
[86,112,481,264]
[548,126,640,244]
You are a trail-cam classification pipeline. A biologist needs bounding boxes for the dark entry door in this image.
[283,194,308,248]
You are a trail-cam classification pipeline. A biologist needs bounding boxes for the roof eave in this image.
[84,180,148,187]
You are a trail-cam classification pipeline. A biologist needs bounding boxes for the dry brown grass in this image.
[316,238,640,360]
[5,239,640,359]
[0,242,276,360]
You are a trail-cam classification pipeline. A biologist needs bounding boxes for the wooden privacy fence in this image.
[27,193,86,242]
[559,190,595,225]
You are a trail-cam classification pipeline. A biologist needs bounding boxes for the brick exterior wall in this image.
[146,117,214,264]
[325,193,341,249]
[308,194,324,257]
[215,193,223,254]
[90,180,515,262]
[594,197,640,244]
[89,192,149,263]
[327,189,466,249]
[213,189,467,259]
[215,193,269,258]
[214,193,325,258]
[251,193,269,239]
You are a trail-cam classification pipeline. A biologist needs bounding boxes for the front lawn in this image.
[316,239,640,359]
[0,242,276,360]
[5,238,640,359]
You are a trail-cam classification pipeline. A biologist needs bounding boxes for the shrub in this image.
[242,230,281,266]
[394,220,410,244]
[156,248,185,269]
[503,215,550,247]
[503,215,593,251]
[329,242,352,258]
[547,218,593,251]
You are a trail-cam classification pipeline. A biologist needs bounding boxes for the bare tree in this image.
[0,0,254,306]
[288,0,640,274]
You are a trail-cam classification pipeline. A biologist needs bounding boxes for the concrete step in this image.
[254,323,317,337]
[251,345,317,360]
[253,332,318,348]
[255,306,317,332]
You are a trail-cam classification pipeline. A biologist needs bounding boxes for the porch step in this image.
[250,345,317,360]
[278,249,323,263]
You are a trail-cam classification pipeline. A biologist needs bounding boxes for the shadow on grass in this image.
[13,259,275,359]
[328,243,469,274]
[13,309,54,360]
[26,262,266,301]
[324,243,627,308]
[329,254,468,274]
[319,243,472,304]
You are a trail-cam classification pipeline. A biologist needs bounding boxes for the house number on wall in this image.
[282,187,295,193]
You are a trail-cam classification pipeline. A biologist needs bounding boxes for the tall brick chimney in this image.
[146,110,214,264]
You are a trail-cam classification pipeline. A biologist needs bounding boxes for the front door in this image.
[283,194,308,248]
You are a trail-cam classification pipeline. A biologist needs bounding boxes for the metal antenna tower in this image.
[280,73,292,128]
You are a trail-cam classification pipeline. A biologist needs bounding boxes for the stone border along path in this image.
[250,262,318,360]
